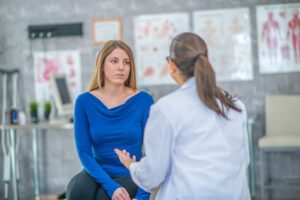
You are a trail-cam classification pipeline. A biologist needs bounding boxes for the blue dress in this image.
[74,91,154,199]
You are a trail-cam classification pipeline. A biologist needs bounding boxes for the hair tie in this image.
[193,53,207,63]
[196,53,207,58]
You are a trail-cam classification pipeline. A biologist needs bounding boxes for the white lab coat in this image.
[130,77,251,200]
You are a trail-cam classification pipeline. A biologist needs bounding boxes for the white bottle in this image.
[18,111,26,126]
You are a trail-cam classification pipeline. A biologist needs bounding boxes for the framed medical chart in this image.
[93,18,122,44]
[257,3,300,74]
[193,8,253,81]
[134,13,190,86]
[33,50,82,108]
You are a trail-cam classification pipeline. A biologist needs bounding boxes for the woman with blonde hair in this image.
[67,40,153,200]
[115,32,251,200]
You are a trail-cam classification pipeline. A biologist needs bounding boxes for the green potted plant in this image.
[30,101,39,123]
[44,101,51,121]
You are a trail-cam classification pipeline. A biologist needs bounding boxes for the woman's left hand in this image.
[114,148,136,169]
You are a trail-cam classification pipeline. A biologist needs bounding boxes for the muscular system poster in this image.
[257,3,300,73]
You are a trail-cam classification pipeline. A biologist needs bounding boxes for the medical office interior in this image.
[0,0,300,199]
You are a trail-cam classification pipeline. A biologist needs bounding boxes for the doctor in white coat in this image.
[115,32,251,200]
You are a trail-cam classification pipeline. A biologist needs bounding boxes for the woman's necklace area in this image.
[98,89,135,99]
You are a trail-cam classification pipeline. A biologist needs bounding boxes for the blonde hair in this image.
[88,40,137,91]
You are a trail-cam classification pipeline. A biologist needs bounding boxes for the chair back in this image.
[266,95,300,136]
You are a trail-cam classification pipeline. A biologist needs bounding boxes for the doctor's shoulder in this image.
[152,89,183,113]
[233,98,246,112]
[231,97,247,120]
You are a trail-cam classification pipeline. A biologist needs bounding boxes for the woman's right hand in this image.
[112,187,131,200]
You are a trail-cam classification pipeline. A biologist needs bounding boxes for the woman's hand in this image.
[112,187,131,200]
[114,148,136,169]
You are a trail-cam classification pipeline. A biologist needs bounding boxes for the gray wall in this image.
[1,0,300,199]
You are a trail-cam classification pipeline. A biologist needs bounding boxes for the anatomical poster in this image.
[193,8,253,81]
[33,50,81,106]
[134,13,189,85]
[257,3,300,73]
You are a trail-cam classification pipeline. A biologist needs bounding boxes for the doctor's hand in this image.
[114,148,136,169]
[112,187,131,200]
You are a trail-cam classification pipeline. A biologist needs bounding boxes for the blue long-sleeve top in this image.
[74,91,154,200]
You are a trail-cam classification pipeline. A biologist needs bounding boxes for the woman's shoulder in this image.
[137,90,155,105]
[75,92,91,103]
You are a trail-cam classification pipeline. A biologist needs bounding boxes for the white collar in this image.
[180,77,196,90]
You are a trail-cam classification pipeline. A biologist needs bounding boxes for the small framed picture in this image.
[92,18,122,44]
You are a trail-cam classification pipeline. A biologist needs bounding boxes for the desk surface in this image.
[0,117,255,131]
[0,123,73,130]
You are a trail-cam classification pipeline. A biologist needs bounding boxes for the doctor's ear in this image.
[167,59,178,74]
